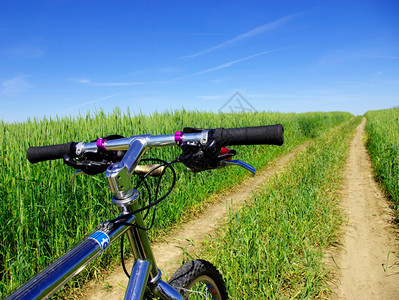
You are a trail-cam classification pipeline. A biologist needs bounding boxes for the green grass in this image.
[0,109,352,297]
[200,117,362,299]
[365,108,399,210]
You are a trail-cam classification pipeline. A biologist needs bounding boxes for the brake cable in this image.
[108,158,178,279]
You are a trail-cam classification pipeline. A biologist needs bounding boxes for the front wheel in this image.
[168,259,228,300]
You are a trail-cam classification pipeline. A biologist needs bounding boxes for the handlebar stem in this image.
[103,132,209,199]
[105,138,148,199]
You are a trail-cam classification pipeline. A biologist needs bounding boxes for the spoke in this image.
[175,287,210,299]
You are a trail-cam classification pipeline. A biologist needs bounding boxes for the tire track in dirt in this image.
[330,119,399,299]
[81,142,309,299]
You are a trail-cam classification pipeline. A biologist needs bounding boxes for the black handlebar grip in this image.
[27,142,76,164]
[214,124,284,146]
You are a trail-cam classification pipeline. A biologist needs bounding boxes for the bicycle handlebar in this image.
[26,124,284,164]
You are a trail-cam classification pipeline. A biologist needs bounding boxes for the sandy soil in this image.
[80,143,309,299]
[329,119,399,299]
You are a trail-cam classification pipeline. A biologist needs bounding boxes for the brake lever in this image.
[69,170,85,185]
[219,160,256,175]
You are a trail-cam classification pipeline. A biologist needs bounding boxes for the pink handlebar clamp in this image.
[97,138,107,152]
[174,131,184,145]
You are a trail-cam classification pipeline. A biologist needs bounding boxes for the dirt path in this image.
[330,119,399,299]
[81,143,309,299]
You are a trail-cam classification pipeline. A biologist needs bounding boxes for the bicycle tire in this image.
[168,259,228,300]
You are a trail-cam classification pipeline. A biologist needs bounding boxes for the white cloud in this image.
[76,48,288,87]
[373,55,397,60]
[63,93,120,111]
[92,80,155,87]
[183,13,298,58]
[1,75,32,96]
[158,67,185,73]
[5,45,46,59]
[186,48,286,77]
[314,48,398,68]
[197,94,229,101]
[72,78,91,84]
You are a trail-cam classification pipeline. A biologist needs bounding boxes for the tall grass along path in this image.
[365,108,399,212]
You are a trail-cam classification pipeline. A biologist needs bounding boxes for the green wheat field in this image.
[0,108,397,298]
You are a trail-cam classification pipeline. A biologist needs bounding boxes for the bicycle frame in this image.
[9,124,283,299]
[7,133,210,300]
[7,192,182,299]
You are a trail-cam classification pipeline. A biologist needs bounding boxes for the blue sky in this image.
[0,0,398,123]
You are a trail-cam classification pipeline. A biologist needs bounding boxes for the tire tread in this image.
[168,259,228,299]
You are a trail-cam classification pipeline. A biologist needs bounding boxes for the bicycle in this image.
[6,124,284,299]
